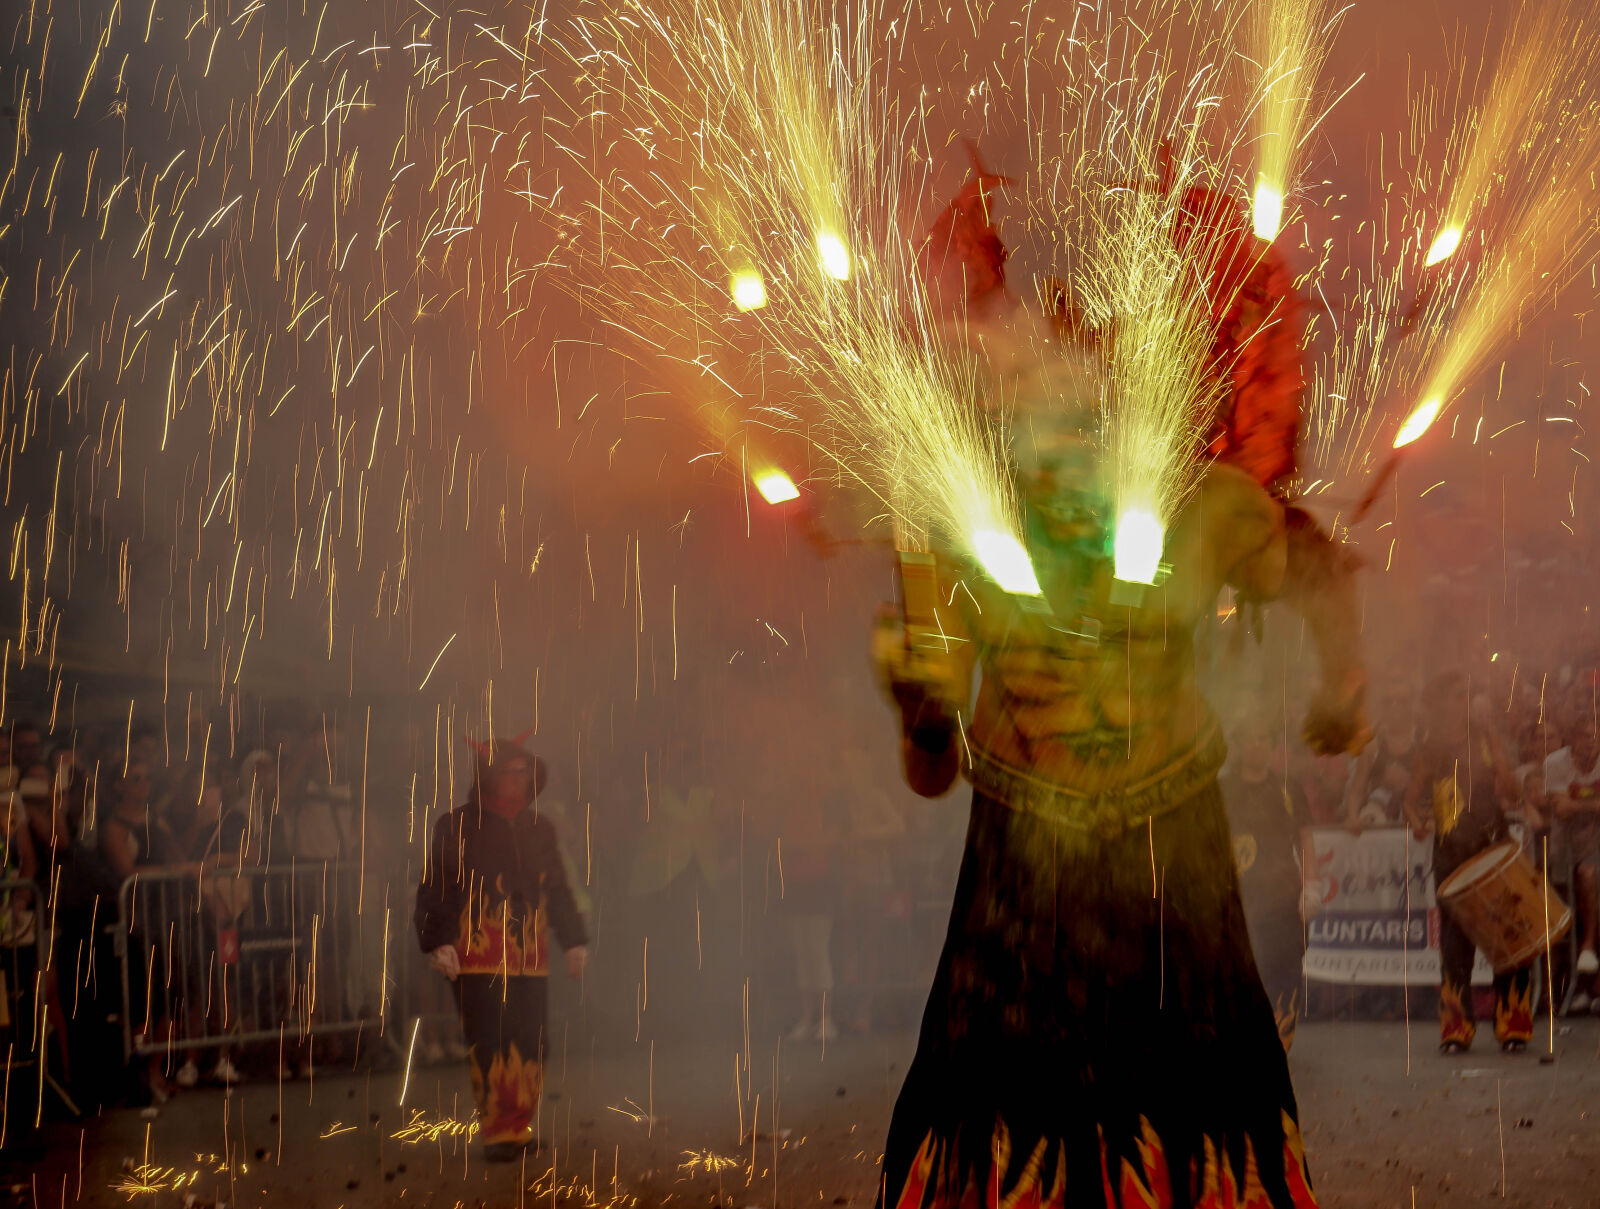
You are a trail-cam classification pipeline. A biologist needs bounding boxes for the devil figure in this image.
[414,734,588,1161]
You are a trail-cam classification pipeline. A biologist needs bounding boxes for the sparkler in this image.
[1247,0,1346,243]
[1019,7,1318,587]
[540,0,1028,583]
[1355,0,1600,493]
[1420,3,1569,270]
[1084,169,1222,585]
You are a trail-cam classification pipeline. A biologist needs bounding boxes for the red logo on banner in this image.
[217,927,240,965]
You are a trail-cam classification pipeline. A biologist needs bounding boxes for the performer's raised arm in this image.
[1212,464,1369,756]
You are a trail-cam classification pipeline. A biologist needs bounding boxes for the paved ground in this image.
[5,1018,1600,1208]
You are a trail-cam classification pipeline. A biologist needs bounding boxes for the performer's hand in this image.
[872,607,965,719]
[1298,881,1326,923]
[565,945,588,980]
[1301,677,1370,757]
[428,944,461,981]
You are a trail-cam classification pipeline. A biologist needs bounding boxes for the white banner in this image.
[1301,827,1491,986]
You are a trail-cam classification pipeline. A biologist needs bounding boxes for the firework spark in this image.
[1248,0,1347,242]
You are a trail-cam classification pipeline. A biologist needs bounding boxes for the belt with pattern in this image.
[965,721,1227,839]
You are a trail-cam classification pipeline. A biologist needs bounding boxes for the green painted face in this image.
[1012,404,1109,562]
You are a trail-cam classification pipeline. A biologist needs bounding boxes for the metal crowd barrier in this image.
[0,873,79,1119]
[0,873,45,1057]
[115,861,370,1061]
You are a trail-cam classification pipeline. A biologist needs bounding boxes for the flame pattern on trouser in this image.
[878,780,1316,1209]
[1438,909,1534,1047]
[455,973,547,1144]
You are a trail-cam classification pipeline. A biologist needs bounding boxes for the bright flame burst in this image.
[815,230,852,281]
[730,269,769,312]
[972,530,1042,596]
[543,0,1025,573]
[1112,508,1166,586]
[1393,398,1442,448]
[753,468,800,505]
[1251,181,1284,243]
[1423,226,1462,267]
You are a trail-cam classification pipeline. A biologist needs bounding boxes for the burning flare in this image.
[1113,507,1166,586]
[754,468,800,504]
[1392,397,1442,448]
[972,528,1042,596]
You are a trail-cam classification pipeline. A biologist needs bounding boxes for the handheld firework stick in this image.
[868,550,971,707]
[1351,395,1444,522]
[1350,452,1401,523]
[897,550,945,648]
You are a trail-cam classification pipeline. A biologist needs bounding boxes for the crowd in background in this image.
[5,640,1598,1122]
[0,706,411,1111]
[1220,643,1600,1023]
[0,689,969,1124]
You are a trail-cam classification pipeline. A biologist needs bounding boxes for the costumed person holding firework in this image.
[414,736,588,1161]
[873,181,1368,1208]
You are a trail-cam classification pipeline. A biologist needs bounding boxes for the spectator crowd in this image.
[0,708,411,1115]
[1223,648,1600,1028]
[5,644,1597,1134]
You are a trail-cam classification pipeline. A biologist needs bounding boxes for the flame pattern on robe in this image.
[468,1040,545,1145]
[890,1112,1316,1209]
[455,875,550,976]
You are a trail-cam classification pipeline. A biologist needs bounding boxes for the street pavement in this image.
[5,1019,1599,1208]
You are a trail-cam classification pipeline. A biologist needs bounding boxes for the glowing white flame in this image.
[816,229,851,281]
[729,268,767,311]
[1112,507,1165,585]
[753,468,799,503]
[1252,180,1284,241]
[1424,226,1462,267]
[972,529,1042,596]
[1393,397,1443,448]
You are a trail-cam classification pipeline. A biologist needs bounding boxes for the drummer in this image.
[1402,670,1534,1054]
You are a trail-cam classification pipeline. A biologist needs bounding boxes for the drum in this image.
[1437,841,1573,973]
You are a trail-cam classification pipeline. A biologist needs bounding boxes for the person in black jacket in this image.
[414,736,587,1160]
